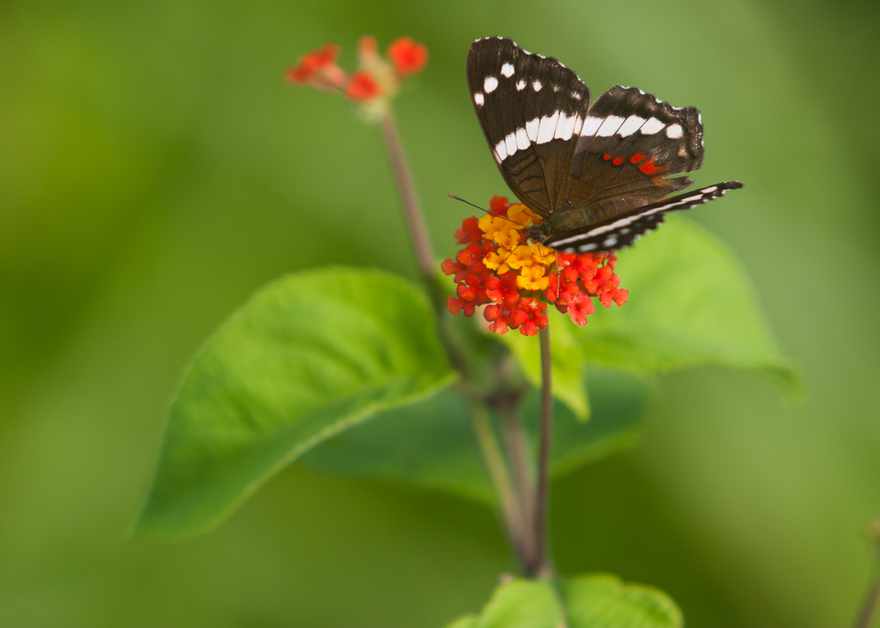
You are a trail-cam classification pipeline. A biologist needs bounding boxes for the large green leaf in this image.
[585,219,791,378]
[445,579,564,628]
[302,367,645,503]
[503,219,792,418]
[136,267,455,537]
[446,574,682,628]
[565,574,683,628]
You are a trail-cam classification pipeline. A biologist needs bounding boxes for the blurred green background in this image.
[2,0,878,626]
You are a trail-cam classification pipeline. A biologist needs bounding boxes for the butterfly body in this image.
[467,36,742,253]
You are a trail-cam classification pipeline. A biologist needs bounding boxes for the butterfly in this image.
[467,36,742,253]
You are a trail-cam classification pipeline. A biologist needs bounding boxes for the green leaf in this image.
[445,617,479,628]
[446,579,564,628]
[302,367,645,503]
[501,220,793,417]
[565,574,683,628]
[584,219,792,380]
[136,267,455,537]
[446,574,682,628]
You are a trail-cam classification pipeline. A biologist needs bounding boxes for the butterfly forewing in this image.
[467,37,590,216]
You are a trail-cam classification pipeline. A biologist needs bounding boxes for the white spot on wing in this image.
[572,91,582,100]
[516,79,526,91]
[554,112,575,140]
[516,128,530,150]
[603,236,617,248]
[494,139,507,162]
[473,92,485,106]
[666,123,684,139]
[537,111,560,144]
[581,116,603,136]
[505,132,517,157]
[641,117,665,135]
[525,117,540,141]
[703,185,717,194]
[617,115,646,137]
[484,76,498,93]
[532,80,542,91]
[597,115,625,137]
[501,62,515,77]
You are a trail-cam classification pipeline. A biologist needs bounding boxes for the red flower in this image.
[286,43,342,86]
[346,71,382,101]
[442,196,629,336]
[388,37,428,76]
[286,36,427,110]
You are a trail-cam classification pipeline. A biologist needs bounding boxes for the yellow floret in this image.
[517,264,549,291]
[506,203,543,227]
[530,243,556,266]
[483,249,512,274]
[478,215,521,249]
[507,245,537,270]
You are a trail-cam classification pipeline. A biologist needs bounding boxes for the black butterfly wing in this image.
[562,85,706,224]
[545,181,743,252]
[467,37,590,217]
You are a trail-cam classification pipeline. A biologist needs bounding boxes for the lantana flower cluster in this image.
[443,196,629,336]
[286,36,427,115]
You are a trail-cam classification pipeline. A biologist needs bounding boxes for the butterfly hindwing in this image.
[467,37,590,216]
[545,181,742,252]
[560,85,706,225]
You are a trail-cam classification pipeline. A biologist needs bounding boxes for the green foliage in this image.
[445,579,564,628]
[136,267,455,537]
[302,367,645,501]
[446,574,682,628]
[584,219,792,379]
[503,218,793,418]
[564,575,684,628]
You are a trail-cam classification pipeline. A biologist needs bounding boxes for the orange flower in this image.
[346,71,382,101]
[286,43,342,86]
[388,37,428,76]
[442,196,629,336]
[286,36,428,112]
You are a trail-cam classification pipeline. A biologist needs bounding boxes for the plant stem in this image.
[379,108,532,571]
[381,110,435,282]
[380,109,475,381]
[472,404,528,567]
[854,522,880,628]
[532,325,554,577]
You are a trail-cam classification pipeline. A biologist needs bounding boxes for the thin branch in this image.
[381,111,435,282]
[378,108,533,572]
[532,324,554,577]
[472,404,528,567]
[854,521,880,628]
[380,109,474,380]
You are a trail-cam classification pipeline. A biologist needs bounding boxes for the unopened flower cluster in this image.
[443,197,628,336]
[286,36,427,115]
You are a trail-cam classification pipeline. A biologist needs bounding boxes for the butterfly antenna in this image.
[448,194,491,215]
